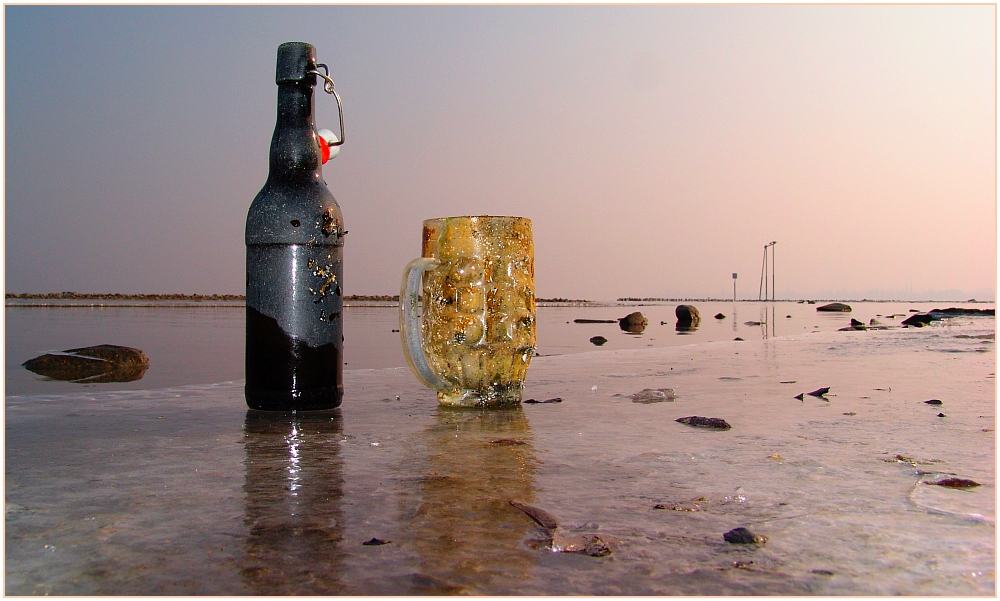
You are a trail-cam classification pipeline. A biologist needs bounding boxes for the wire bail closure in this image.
[308,63,345,147]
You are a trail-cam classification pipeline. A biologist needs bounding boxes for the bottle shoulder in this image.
[246,177,344,246]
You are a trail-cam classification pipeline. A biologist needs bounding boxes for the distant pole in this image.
[770,241,777,301]
[758,246,767,301]
[732,273,737,302]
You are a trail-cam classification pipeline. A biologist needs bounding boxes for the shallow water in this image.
[5,300,989,395]
[5,310,995,595]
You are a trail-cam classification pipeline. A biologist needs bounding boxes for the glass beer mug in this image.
[400,216,536,407]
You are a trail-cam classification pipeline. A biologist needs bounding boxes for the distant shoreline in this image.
[4,293,993,304]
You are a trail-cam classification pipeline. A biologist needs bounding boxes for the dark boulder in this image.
[23,344,149,383]
[714,313,726,320]
[929,307,995,317]
[817,303,852,312]
[589,336,608,346]
[901,313,934,327]
[675,305,701,324]
[618,312,647,333]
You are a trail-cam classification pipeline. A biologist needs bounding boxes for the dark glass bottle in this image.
[245,42,344,410]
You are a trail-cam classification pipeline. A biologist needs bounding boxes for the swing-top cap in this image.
[275,42,317,84]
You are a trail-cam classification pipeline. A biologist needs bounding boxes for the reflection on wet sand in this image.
[240,410,344,594]
[404,407,540,594]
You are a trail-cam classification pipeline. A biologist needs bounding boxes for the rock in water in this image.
[817,303,852,312]
[927,478,980,488]
[675,305,701,324]
[509,501,559,533]
[676,416,731,430]
[22,344,149,383]
[362,538,390,545]
[807,387,830,397]
[630,388,676,404]
[589,336,608,346]
[924,399,943,405]
[929,307,995,317]
[901,313,934,327]
[724,527,766,544]
[618,312,647,333]
[714,313,726,320]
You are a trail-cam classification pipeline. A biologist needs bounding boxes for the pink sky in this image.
[5,5,995,300]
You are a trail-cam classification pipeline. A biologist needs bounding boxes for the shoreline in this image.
[5,293,994,304]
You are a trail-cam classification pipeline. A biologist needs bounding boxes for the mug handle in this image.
[400,257,450,392]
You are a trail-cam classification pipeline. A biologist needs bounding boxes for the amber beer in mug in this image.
[400,216,535,407]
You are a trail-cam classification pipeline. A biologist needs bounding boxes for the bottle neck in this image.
[268,82,322,182]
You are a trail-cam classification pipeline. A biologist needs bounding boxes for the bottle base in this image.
[245,385,343,411]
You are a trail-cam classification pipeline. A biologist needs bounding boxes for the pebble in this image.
[925,399,943,405]
[589,336,608,346]
[927,478,980,489]
[723,527,766,544]
[630,388,676,404]
[362,538,390,545]
[675,416,731,430]
[524,398,562,404]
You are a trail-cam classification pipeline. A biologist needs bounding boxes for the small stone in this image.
[714,313,726,319]
[925,399,943,405]
[811,569,835,576]
[363,538,390,545]
[927,478,980,489]
[509,501,559,532]
[488,438,526,446]
[807,387,830,397]
[630,388,676,404]
[524,397,563,404]
[723,527,766,544]
[589,336,608,346]
[794,393,804,400]
[583,536,612,557]
[676,416,731,430]
[937,413,946,418]
[734,337,744,341]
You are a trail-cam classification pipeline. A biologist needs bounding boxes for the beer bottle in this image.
[245,42,344,410]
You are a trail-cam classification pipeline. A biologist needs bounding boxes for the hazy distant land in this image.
[4,293,991,304]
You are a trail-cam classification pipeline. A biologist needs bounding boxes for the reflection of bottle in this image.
[400,407,539,594]
[240,410,344,594]
[245,42,345,411]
